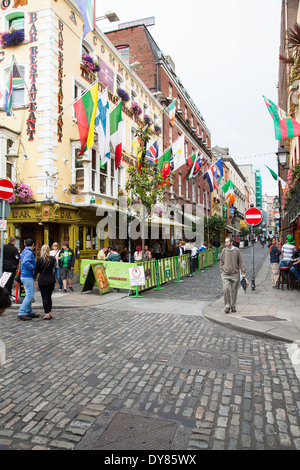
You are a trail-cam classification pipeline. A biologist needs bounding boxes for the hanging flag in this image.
[213,170,219,190]
[172,134,185,171]
[265,165,288,190]
[132,136,143,171]
[158,148,171,186]
[110,100,123,170]
[0,84,3,103]
[95,88,110,165]
[215,157,224,179]
[204,167,215,192]
[145,140,159,166]
[183,154,197,180]
[73,81,98,157]
[168,98,177,127]
[76,0,95,38]
[222,179,235,206]
[193,154,204,178]
[4,57,13,116]
[263,96,300,140]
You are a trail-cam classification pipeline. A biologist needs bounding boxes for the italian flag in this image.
[158,148,171,186]
[168,98,176,127]
[73,81,98,157]
[263,96,300,140]
[183,154,197,180]
[110,100,123,170]
[222,180,235,207]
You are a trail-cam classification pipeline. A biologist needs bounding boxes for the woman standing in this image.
[50,242,63,291]
[35,245,55,320]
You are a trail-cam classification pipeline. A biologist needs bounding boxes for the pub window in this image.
[116,74,124,93]
[110,158,115,197]
[9,15,25,31]
[78,226,84,250]
[168,83,173,99]
[91,149,97,192]
[86,227,92,250]
[100,161,107,195]
[74,149,84,189]
[131,89,137,103]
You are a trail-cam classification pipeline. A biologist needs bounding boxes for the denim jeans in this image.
[290,266,300,280]
[54,267,63,290]
[18,277,35,316]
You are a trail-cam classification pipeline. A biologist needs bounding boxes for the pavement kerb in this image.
[202,254,300,344]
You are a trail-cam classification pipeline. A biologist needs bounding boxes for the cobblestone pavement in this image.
[143,245,268,301]
[1,297,300,450]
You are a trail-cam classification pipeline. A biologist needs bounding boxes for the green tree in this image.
[125,122,173,256]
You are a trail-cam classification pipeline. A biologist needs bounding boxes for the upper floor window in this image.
[3,63,26,108]
[116,45,129,63]
[1,10,27,45]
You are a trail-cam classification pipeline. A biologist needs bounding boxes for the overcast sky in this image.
[97,0,282,196]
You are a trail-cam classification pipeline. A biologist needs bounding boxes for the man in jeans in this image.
[59,242,75,292]
[220,237,246,314]
[18,238,39,321]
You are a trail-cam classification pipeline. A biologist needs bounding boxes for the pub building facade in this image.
[0,0,163,276]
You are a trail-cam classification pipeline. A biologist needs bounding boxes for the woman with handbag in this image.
[35,245,55,320]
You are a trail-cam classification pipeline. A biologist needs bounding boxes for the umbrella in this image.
[240,277,248,293]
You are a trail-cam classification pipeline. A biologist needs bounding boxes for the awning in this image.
[226,224,241,233]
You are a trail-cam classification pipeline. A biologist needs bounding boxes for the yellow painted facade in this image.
[0,0,163,274]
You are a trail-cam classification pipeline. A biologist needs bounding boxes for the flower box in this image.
[131,102,142,116]
[117,88,130,102]
[81,54,100,73]
[0,29,24,47]
[7,182,33,204]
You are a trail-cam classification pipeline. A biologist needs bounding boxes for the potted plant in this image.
[81,54,100,73]
[130,102,142,117]
[68,184,79,195]
[117,88,130,102]
[0,27,24,47]
[7,182,33,203]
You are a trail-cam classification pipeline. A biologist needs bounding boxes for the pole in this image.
[251,224,255,291]
[0,200,5,277]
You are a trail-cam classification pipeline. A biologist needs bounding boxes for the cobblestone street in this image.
[1,247,300,452]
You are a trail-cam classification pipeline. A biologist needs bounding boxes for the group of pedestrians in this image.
[269,235,300,287]
[3,238,75,322]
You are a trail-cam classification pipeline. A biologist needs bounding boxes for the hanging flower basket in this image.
[7,182,33,204]
[0,28,25,47]
[143,115,152,125]
[117,88,130,102]
[131,102,142,116]
[154,125,162,134]
[81,54,100,73]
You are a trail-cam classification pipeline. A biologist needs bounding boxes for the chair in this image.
[278,267,293,290]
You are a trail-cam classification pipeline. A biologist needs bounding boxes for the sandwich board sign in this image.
[81,264,110,295]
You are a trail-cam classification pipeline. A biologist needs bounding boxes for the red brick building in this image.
[106,24,213,214]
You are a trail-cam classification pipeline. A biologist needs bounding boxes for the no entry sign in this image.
[0,179,14,200]
[244,207,263,226]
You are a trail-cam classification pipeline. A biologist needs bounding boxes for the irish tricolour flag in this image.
[110,101,123,170]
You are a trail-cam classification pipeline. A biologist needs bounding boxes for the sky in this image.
[97,0,283,196]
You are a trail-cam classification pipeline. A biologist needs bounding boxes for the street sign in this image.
[0,220,7,231]
[0,179,14,200]
[244,207,263,226]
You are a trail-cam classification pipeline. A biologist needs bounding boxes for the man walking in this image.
[220,237,246,314]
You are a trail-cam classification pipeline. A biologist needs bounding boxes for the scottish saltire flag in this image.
[76,0,95,37]
[95,88,110,165]
[4,57,13,116]
[215,157,224,179]
[146,140,159,165]
[204,167,214,192]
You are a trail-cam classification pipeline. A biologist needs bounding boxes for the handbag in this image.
[15,272,21,283]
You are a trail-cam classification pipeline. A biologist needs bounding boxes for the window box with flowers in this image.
[283,161,300,209]
[154,125,162,135]
[130,102,142,117]
[0,28,25,47]
[117,88,130,102]
[7,182,33,204]
[81,54,100,74]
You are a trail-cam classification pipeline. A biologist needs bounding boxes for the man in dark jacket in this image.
[269,237,281,288]
[3,237,20,300]
[58,242,75,292]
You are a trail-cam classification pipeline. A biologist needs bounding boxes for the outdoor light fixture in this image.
[276,145,289,167]
[5,142,18,164]
[129,61,144,69]
[95,11,119,23]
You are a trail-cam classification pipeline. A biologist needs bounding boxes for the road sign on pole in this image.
[0,179,14,201]
[244,207,263,226]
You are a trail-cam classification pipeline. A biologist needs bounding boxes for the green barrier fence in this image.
[81,250,216,295]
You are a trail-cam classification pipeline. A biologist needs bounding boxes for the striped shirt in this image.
[282,243,296,261]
